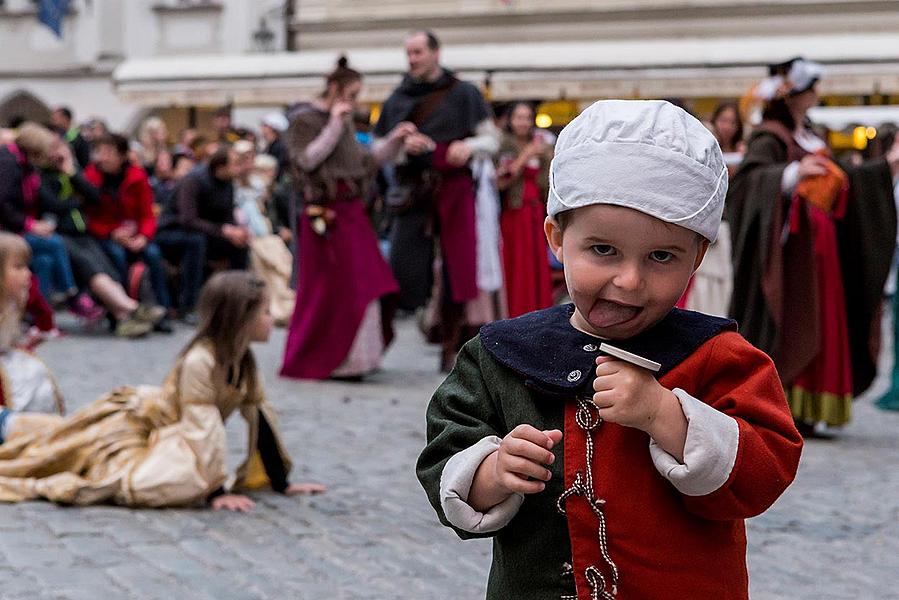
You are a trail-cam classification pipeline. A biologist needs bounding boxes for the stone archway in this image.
[0,90,52,128]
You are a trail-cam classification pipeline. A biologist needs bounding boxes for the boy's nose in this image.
[611,263,643,291]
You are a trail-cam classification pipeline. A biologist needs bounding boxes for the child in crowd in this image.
[0,233,65,429]
[417,101,803,599]
[0,271,325,509]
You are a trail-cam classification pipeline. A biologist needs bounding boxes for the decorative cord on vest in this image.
[557,397,620,600]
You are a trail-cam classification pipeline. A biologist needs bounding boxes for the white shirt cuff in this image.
[463,120,501,157]
[439,436,524,533]
[649,388,740,497]
[781,160,801,194]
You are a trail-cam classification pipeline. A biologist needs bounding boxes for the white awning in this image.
[113,32,899,106]
[807,105,899,130]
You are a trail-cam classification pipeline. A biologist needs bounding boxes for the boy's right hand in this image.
[470,425,562,511]
[494,425,562,494]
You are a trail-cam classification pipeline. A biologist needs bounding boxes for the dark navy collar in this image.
[479,304,737,396]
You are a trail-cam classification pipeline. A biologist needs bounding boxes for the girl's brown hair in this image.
[325,56,362,91]
[0,232,32,304]
[0,233,32,350]
[181,271,268,391]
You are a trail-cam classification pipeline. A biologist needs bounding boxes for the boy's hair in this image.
[554,209,574,232]
[180,271,268,391]
[93,133,130,157]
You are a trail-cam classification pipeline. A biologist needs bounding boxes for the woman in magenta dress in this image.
[280,59,416,380]
[496,102,554,318]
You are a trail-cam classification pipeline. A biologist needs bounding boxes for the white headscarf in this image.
[547,100,727,242]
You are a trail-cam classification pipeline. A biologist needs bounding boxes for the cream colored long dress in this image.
[0,343,291,506]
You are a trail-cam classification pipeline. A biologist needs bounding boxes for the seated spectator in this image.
[83,134,172,331]
[170,145,249,266]
[134,116,171,180]
[50,106,91,169]
[81,117,108,145]
[40,134,162,338]
[0,122,102,322]
[156,146,248,323]
[155,151,200,321]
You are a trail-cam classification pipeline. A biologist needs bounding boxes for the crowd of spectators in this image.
[0,104,294,338]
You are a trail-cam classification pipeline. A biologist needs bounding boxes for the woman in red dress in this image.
[496,103,554,318]
[280,59,415,380]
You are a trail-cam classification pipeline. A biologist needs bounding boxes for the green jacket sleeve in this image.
[416,336,508,540]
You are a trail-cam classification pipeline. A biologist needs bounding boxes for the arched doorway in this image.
[0,90,51,127]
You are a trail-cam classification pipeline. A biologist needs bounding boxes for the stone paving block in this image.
[59,534,135,568]
[105,563,201,600]
[177,536,254,572]
[27,563,126,593]
[0,567,45,597]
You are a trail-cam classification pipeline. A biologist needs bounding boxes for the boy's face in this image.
[545,204,708,340]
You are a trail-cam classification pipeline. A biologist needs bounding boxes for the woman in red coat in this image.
[496,103,554,318]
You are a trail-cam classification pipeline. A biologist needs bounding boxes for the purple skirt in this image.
[280,199,398,379]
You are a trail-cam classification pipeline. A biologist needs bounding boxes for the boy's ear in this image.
[692,238,710,272]
[545,217,564,263]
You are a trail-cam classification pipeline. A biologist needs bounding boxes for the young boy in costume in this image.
[417,100,803,600]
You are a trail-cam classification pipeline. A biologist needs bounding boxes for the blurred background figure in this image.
[727,57,899,436]
[259,112,290,179]
[50,106,91,169]
[496,101,553,318]
[133,116,171,180]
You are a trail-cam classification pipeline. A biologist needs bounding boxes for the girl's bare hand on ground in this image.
[211,494,256,512]
[284,482,327,496]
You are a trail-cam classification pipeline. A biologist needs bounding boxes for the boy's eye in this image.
[650,250,674,263]
[591,244,615,256]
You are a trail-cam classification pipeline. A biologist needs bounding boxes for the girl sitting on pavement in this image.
[0,271,325,510]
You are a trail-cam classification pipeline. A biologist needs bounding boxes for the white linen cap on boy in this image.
[547,100,728,242]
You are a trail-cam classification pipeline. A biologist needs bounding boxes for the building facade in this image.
[0,0,289,131]
[4,0,899,135]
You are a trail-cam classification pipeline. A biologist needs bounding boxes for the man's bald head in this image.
[404,30,442,82]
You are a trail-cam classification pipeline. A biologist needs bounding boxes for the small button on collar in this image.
[567,370,582,382]
[582,344,598,352]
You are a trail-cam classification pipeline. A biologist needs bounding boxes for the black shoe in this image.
[154,318,175,334]
[180,312,199,327]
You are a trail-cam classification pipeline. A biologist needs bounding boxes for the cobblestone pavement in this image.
[1,316,898,599]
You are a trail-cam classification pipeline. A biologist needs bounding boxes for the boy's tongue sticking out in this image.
[589,299,642,329]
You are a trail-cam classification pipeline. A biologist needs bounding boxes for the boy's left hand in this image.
[592,356,677,433]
